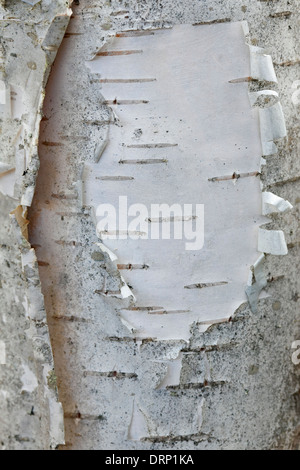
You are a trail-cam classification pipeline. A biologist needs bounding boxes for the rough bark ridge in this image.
[0,0,299,450]
[0,0,71,450]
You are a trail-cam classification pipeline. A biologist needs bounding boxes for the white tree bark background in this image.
[0,0,299,450]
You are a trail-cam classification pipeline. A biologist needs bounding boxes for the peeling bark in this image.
[0,0,299,450]
[0,0,72,450]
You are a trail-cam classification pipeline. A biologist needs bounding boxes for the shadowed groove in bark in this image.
[28,12,107,448]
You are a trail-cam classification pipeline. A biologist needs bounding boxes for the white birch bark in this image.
[0,0,299,450]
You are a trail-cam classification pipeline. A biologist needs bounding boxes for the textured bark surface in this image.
[0,0,299,450]
[0,0,71,450]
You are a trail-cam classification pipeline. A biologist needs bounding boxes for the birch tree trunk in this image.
[0,0,299,450]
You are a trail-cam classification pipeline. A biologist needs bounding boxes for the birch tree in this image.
[0,0,299,450]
